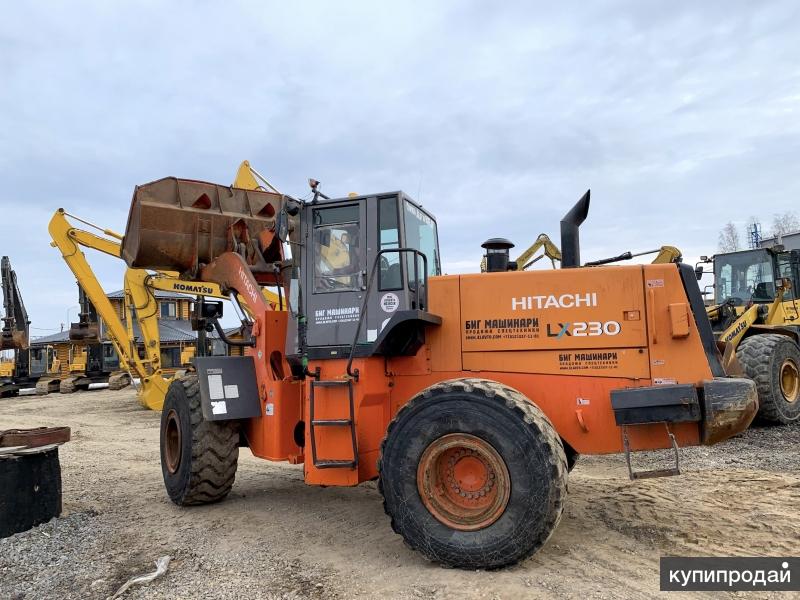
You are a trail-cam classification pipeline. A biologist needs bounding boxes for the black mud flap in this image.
[611,384,701,425]
[195,356,261,421]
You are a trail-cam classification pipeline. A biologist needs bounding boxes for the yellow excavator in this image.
[697,246,800,424]
[47,161,282,410]
[1,255,64,397]
[0,357,12,379]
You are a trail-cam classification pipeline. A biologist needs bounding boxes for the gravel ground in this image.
[1,389,798,599]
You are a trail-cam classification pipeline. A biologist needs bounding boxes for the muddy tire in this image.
[738,334,800,425]
[160,374,239,505]
[35,380,52,396]
[378,378,567,569]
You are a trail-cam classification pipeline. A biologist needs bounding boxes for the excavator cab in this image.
[28,345,57,378]
[298,192,442,359]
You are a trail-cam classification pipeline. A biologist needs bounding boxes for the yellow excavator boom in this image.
[480,233,562,272]
[651,245,683,264]
[513,233,562,270]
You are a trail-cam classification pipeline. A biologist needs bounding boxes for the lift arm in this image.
[715,279,791,348]
[586,245,683,267]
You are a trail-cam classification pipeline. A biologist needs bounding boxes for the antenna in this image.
[748,221,762,249]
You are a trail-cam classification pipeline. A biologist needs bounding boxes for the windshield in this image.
[403,200,440,280]
[714,249,774,304]
[29,347,47,374]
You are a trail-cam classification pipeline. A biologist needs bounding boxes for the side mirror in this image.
[275,209,288,243]
[288,278,300,318]
[695,266,704,280]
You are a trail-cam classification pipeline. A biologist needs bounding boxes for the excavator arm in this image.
[48,209,170,408]
[651,245,683,264]
[480,233,562,272]
[1,256,30,351]
[512,233,562,270]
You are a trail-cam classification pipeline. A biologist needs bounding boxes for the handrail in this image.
[346,247,429,380]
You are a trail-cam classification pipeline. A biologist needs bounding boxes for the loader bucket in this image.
[121,178,285,278]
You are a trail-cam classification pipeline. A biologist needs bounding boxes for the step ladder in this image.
[622,423,681,480]
[309,378,358,469]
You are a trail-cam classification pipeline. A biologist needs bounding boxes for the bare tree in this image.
[770,211,800,239]
[718,222,740,253]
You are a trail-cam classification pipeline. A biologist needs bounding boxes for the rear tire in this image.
[378,378,567,569]
[738,334,800,425]
[160,374,239,505]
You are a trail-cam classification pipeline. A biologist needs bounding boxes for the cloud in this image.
[1,1,800,329]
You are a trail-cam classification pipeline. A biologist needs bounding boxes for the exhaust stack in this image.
[560,190,590,268]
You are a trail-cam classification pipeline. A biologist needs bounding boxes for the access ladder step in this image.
[312,419,353,426]
[309,378,358,469]
[622,424,681,480]
[314,459,358,469]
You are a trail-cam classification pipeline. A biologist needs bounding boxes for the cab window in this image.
[103,343,120,370]
[379,196,402,290]
[777,253,797,300]
[714,250,774,304]
[313,205,362,293]
[403,200,440,288]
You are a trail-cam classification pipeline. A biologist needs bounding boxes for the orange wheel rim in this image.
[165,409,182,474]
[780,359,799,404]
[417,433,510,531]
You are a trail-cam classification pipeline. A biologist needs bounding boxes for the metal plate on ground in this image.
[195,356,261,421]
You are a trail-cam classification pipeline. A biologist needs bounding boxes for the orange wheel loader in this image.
[116,178,757,569]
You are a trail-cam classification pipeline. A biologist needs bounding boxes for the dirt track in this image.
[1,388,799,599]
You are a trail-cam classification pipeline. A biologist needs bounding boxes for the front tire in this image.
[738,334,800,424]
[160,374,239,505]
[378,378,567,569]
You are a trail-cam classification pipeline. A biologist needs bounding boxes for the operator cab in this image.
[28,345,56,378]
[713,248,800,306]
[297,191,442,360]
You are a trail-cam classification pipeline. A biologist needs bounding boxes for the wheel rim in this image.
[780,359,800,404]
[416,433,510,531]
[164,409,182,474]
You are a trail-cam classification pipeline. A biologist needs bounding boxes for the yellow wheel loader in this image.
[698,246,800,424]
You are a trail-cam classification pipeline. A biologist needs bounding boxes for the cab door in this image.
[304,201,368,351]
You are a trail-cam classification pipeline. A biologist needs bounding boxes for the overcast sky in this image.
[2,1,799,336]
